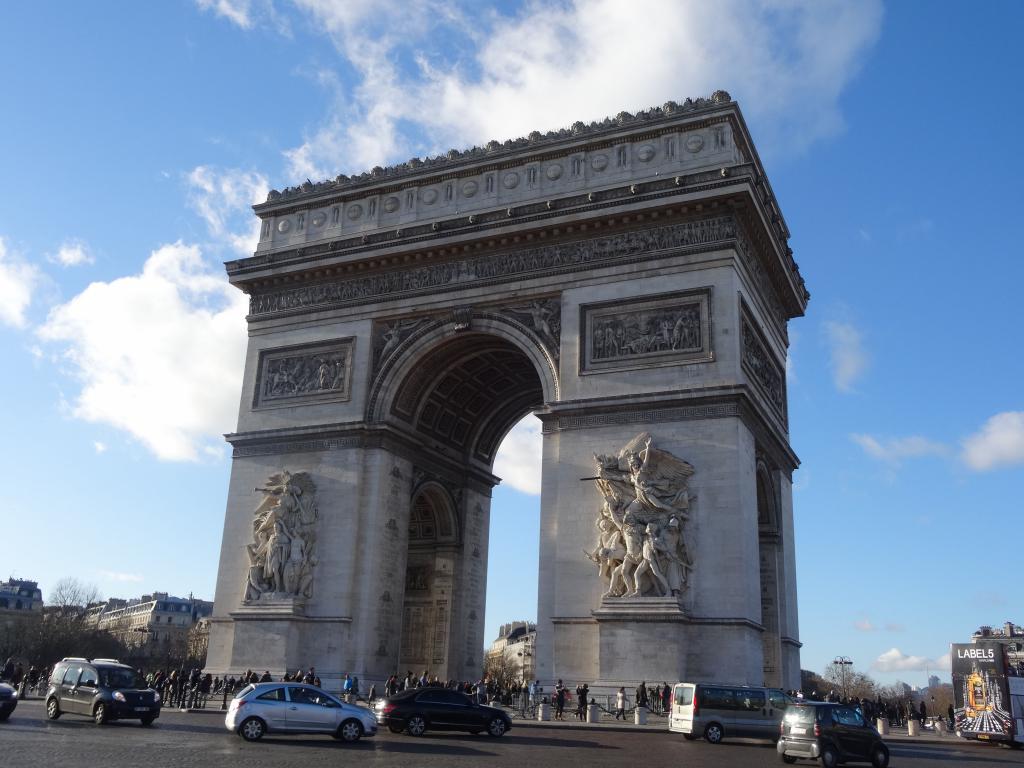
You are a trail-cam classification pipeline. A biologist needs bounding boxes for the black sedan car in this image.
[375,688,512,737]
[0,682,17,721]
[777,702,889,767]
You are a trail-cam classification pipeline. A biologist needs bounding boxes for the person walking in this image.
[635,680,649,710]
[555,679,566,720]
[661,682,671,714]
[615,686,626,720]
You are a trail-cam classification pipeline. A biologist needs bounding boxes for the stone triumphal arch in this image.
[207,91,808,691]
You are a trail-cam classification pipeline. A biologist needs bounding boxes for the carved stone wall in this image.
[740,306,786,420]
[253,340,354,408]
[581,289,712,373]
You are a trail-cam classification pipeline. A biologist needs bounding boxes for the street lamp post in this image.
[833,656,853,702]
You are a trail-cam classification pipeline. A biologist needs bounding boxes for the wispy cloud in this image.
[961,411,1024,471]
[49,239,95,267]
[850,433,948,465]
[872,647,945,673]
[98,570,144,583]
[824,320,868,392]
[0,236,41,328]
[208,0,883,180]
[186,166,269,255]
[854,618,876,632]
[93,441,107,454]
[492,415,543,496]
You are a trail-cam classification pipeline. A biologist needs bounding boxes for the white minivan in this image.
[668,682,792,744]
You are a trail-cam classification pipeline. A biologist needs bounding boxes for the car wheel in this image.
[0,712,9,722]
[93,703,109,725]
[870,744,889,767]
[704,722,724,744]
[46,698,61,720]
[821,745,839,768]
[487,717,507,737]
[781,756,797,764]
[406,714,427,736]
[336,719,363,743]
[239,716,266,741]
[140,715,156,727]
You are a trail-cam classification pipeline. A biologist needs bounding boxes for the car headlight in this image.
[153,691,161,703]
[113,691,126,702]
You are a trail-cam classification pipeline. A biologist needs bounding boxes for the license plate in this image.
[135,706,150,712]
[791,727,808,735]
[978,734,989,740]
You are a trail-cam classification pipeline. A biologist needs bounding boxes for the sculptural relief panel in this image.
[584,433,695,600]
[243,471,319,605]
[740,305,786,420]
[581,289,712,374]
[252,339,354,409]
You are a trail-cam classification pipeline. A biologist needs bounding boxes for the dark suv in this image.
[375,688,512,737]
[45,658,160,725]
[777,702,889,767]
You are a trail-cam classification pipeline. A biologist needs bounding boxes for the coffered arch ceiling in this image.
[391,333,544,468]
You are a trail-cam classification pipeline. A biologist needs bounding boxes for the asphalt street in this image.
[4,699,1023,768]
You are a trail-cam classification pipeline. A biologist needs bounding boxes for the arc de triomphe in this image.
[206,91,807,692]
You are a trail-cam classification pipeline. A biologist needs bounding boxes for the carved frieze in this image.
[500,299,562,362]
[253,339,354,409]
[243,471,319,605]
[741,308,786,419]
[585,433,694,599]
[581,289,712,373]
[249,216,737,318]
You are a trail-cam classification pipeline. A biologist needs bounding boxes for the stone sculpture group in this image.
[586,433,695,599]
[244,471,319,602]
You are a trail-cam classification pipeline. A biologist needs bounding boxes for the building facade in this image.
[87,593,213,655]
[207,92,806,692]
[486,621,536,683]
[0,579,43,613]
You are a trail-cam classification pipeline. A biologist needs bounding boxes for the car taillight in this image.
[692,696,699,716]
[814,723,821,737]
[780,721,785,735]
[383,703,396,714]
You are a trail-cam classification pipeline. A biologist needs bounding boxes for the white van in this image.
[668,682,792,744]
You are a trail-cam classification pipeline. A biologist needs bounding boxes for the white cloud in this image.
[0,237,41,328]
[850,433,948,465]
[961,411,1024,471]
[50,239,95,267]
[98,570,144,583]
[872,647,943,673]
[38,242,248,461]
[93,441,107,454]
[266,0,883,180]
[186,166,269,255]
[824,320,867,392]
[853,618,876,632]
[195,0,255,28]
[493,415,543,496]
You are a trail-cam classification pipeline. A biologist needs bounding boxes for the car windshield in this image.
[785,706,817,724]
[100,668,144,689]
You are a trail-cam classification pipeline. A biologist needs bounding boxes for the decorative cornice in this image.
[247,213,741,318]
[258,91,735,206]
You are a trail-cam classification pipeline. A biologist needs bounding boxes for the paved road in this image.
[5,699,1023,768]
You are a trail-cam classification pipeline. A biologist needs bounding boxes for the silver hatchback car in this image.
[225,682,377,743]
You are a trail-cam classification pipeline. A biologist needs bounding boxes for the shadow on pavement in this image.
[889,743,1024,764]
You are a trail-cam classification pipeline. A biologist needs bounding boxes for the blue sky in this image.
[2,1,1021,688]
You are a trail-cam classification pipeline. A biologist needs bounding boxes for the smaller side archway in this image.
[756,458,783,687]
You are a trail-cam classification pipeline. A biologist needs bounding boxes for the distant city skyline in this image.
[2,1,1022,688]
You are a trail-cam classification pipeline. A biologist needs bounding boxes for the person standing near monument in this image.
[636,680,649,709]
[615,687,626,720]
[555,680,566,720]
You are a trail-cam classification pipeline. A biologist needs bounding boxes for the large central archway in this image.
[381,329,547,681]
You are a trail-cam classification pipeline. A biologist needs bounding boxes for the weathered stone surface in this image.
[208,95,804,695]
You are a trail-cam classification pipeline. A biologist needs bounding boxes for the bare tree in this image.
[48,578,100,618]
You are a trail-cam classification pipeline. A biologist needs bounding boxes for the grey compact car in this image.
[225,682,377,742]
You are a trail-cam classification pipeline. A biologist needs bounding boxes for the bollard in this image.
[538,702,551,721]
[876,717,889,735]
[907,719,920,736]
[634,705,648,725]
[222,686,229,710]
[934,718,946,736]
[587,703,601,723]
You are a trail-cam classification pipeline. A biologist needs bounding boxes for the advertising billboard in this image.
[951,642,1014,742]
